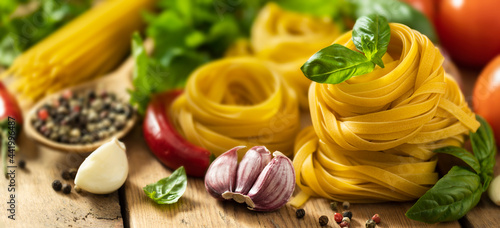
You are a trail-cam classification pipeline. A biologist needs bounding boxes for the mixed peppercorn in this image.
[32,90,133,144]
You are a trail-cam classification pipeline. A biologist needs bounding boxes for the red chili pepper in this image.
[0,82,23,177]
[143,90,211,177]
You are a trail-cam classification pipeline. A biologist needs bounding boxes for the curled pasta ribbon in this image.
[170,57,300,158]
[290,24,480,206]
[250,3,341,109]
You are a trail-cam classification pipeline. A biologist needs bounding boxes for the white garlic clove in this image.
[74,138,128,194]
[488,175,500,206]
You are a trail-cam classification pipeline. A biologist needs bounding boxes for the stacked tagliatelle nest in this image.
[169,57,300,158]
[227,3,341,109]
[291,23,480,206]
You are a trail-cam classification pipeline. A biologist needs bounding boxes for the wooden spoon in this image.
[24,39,153,153]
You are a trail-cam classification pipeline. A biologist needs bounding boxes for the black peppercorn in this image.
[296,209,305,219]
[319,215,329,226]
[62,184,71,194]
[62,170,71,180]
[69,168,77,179]
[52,180,62,191]
[343,211,353,220]
[18,160,26,169]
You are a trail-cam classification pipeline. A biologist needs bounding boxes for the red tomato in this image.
[401,0,436,22]
[435,0,500,67]
[473,55,500,144]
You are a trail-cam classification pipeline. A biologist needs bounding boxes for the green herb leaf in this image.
[301,44,375,84]
[143,166,187,204]
[405,166,482,223]
[470,115,497,191]
[349,0,437,42]
[0,0,91,67]
[352,15,390,68]
[433,146,481,174]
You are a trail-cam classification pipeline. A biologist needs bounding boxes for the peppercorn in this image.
[62,184,71,194]
[339,221,349,227]
[296,208,305,219]
[61,170,71,180]
[330,201,338,211]
[343,211,353,220]
[52,180,62,191]
[342,201,350,210]
[319,215,328,226]
[366,219,376,228]
[372,214,381,224]
[334,212,343,223]
[18,160,26,169]
[69,168,77,179]
[342,217,351,223]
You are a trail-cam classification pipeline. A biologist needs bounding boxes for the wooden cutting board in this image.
[1,68,500,228]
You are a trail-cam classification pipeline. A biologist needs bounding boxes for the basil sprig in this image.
[301,14,390,84]
[143,166,188,204]
[406,115,497,223]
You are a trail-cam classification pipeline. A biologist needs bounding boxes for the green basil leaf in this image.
[349,0,438,43]
[406,166,482,223]
[470,115,497,191]
[352,14,390,68]
[433,146,481,174]
[143,166,187,204]
[301,44,375,84]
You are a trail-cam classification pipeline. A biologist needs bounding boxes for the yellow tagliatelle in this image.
[170,57,300,158]
[290,23,480,206]
[250,3,341,109]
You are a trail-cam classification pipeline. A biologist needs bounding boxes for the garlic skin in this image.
[74,138,128,194]
[234,146,272,195]
[488,175,500,206]
[245,151,295,211]
[206,147,295,212]
[205,146,244,199]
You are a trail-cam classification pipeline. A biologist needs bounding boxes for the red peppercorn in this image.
[334,212,343,223]
[339,221,349,227]
[372,214,381,224]
[38,109,49,120]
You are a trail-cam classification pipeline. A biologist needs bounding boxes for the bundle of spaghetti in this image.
[170,57,300,158]
[290,23,480,207]
[250,3,341,109]
[2,0,155,101]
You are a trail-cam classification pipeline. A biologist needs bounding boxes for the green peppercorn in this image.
[366,219,376,228]
[52,180,62,191]
[330,201,338,211]
[319,215,329,226]
[296,209,305,219]
[62,184,71,194]
[343,211,353,220]
[61,170,71,180]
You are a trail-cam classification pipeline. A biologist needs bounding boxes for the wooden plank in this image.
[122,125,459,227]
[0,132,123,228]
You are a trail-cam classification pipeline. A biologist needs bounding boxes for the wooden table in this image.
[1,67,499,228]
